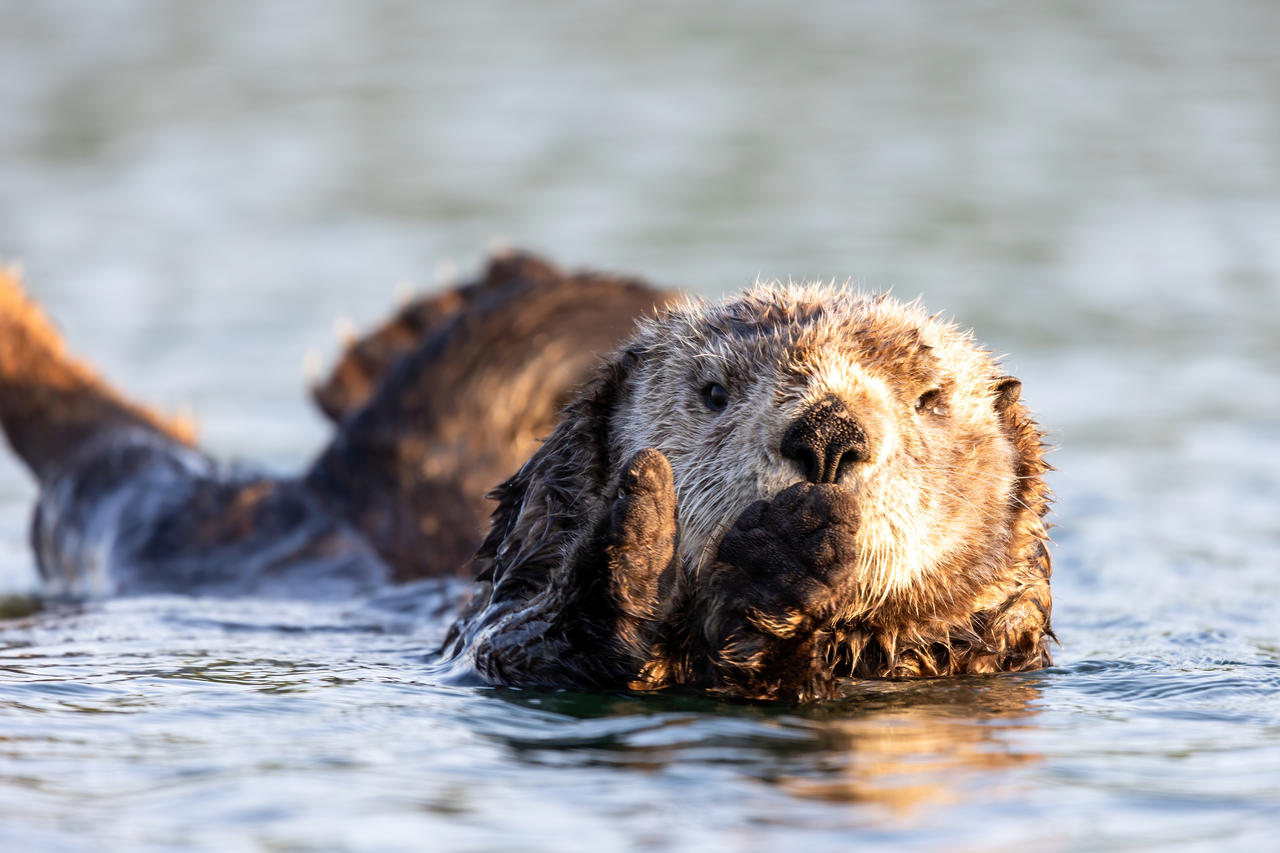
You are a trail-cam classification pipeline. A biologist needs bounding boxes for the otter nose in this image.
[780,396,870,484]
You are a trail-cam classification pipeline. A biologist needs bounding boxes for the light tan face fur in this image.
[610,284,1020,612]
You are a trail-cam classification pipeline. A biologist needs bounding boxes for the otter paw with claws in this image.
[710,482,861,639]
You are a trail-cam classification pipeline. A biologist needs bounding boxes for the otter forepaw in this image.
[688,482,861,696]
[712,482,860,627]
[607,448,678,622]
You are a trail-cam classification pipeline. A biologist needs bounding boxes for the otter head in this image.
[605,285,1047,620]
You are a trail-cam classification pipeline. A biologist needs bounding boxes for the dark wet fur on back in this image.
[306,253,675,580]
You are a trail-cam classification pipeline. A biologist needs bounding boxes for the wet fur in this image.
[444,286,1054,701]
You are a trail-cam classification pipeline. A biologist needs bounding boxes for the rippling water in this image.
[2,2,1278,850]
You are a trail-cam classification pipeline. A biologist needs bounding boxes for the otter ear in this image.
[473,345,641,586]
[990,375,1037,461]
[989,371,1052,557]
[992,376,1022,416]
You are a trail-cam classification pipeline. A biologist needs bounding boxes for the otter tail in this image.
[0,266,195,483]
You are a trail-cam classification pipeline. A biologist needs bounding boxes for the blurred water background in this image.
[1,1,1278,850]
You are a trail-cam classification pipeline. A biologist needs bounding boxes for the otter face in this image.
[610,286,1023,613]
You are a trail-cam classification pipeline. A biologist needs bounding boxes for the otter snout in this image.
[780,395,873,484]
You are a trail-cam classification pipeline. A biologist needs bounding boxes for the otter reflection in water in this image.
[0,253,1053,701]
[776,677,1046,814]
[482,675,1046,819]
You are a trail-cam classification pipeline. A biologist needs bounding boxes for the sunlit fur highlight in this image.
[0,267,196,481]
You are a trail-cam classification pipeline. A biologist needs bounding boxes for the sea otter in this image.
[0,256,1052,701]
[441,285,1053,700]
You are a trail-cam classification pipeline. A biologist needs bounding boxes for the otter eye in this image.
[702,382,729,413]
[915,389,949,417]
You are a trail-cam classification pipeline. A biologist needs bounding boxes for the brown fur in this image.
[444,285,1054,700]
[305,252,677,580]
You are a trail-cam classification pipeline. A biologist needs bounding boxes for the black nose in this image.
[780,396,870,484]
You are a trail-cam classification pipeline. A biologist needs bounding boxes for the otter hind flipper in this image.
[0,267,194,483]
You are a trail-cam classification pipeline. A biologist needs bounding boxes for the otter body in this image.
[1,258,1052,701]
